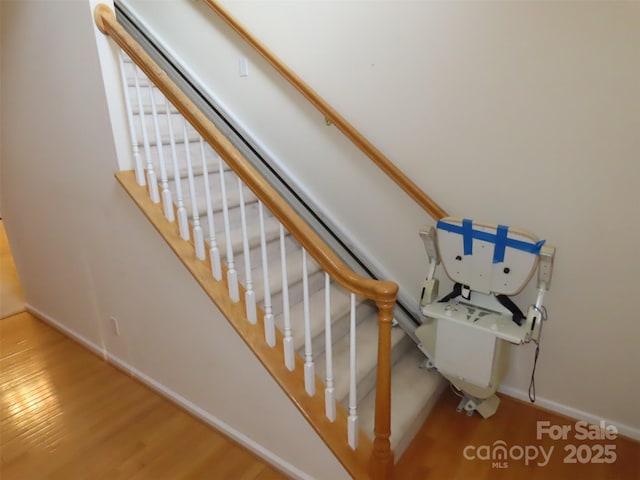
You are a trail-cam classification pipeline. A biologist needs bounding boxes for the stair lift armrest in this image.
[524,245,555,342]
[419,226,440,273]
[419,226,440,307]
[537,245,555,290]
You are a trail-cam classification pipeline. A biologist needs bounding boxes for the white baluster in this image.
[132,65,159,203]
[118,52,144,186]
[165,99,189,240]
[148,83,174,222]
[280,224,294,370]
[348,292,358,450]
[182,118,205,260]
[303,249,315,396]
[238,178,256,323]
[200,138,222,281]
[218,154,239,301]
[259,201,275,347]
[324,273,336,422]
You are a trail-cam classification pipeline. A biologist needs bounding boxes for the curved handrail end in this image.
[93,3,111,34]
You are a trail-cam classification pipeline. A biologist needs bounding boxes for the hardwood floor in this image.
[395,387,639,480]
[0,312,289,480]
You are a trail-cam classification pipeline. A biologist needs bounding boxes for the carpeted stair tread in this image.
[252,251,322,303]
[151,156,228,181]
[205,215,281,262]
[274,283,355,352]
[168,175,257,218]
[147,131,201,147]
[131,104,179,115]
[314,316,408,405]
[358,348,444,453]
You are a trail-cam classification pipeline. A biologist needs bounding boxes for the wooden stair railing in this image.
[202,0,449,222]
[94,4,397,478]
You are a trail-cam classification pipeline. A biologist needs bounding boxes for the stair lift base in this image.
[416,311,510,419]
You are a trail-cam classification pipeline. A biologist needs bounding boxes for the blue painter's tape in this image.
[462,218,474,256]
[493,225,509,264]
[436,219,545,262]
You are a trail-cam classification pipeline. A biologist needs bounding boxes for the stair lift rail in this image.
[95,5,396,478]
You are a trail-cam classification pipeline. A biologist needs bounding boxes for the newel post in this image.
[370,297,396,479]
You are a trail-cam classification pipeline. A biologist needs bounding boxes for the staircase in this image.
[96,4,445,478]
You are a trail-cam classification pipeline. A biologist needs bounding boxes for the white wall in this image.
[122,0,640,436]
[0,1,348,478]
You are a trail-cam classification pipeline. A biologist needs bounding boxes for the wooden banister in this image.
[94,4,397,305]
[202,0,448,222]
[94,4,397,476]
[370,300,396,479]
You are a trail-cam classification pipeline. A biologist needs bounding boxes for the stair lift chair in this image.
[415,217,555,418]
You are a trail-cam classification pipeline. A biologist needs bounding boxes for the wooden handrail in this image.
[94,4,397,305]
[202,0,449,222]
[94,5,396,476]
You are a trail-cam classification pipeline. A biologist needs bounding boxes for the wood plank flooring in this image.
[0,312,289,480]
[395,387,639,479]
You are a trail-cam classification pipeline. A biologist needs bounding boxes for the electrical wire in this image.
[528,305,548,403]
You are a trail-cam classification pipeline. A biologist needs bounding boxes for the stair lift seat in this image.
[415,217,555,418]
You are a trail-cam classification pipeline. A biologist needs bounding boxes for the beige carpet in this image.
[0,220,26,319]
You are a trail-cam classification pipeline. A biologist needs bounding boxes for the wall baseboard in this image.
[25,303,316,480]
[498,385,640,442]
